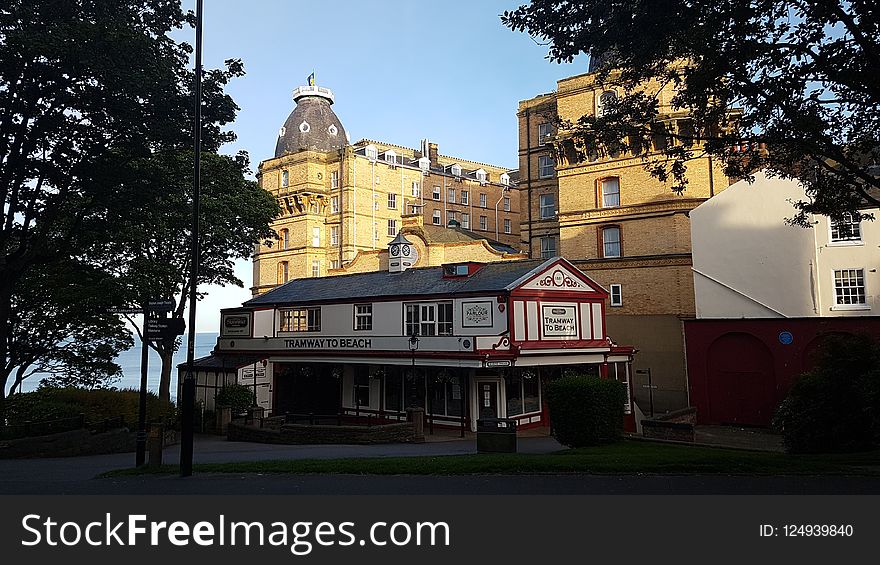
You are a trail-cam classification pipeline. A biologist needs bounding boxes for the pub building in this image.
[191,235,636,433]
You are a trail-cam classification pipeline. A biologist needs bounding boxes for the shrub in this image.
[545,374,626,447]
[4,387,176,430]
[772,333,880,454]
[215,384,255,415]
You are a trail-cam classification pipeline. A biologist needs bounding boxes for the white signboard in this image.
[462,301,494,328]
[541,305,578,338]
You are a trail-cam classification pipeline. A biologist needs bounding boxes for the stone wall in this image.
[641,407,696,443]
[0,428,135,459]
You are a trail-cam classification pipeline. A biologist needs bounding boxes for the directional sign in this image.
[107,307,143,315]
[148,300,175,312]
[145,317,186,340]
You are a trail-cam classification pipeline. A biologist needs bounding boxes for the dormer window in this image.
[475,169,487,185]
[418,157,430,173]
[328,124,338,136]
[365,144,378,162]
[299,121,311,133]
[384,150,397,167]
[451,164,462,177]
[444,264,470,277]
[500,172,510,186]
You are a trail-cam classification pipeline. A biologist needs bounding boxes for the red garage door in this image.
[706,333,777,426]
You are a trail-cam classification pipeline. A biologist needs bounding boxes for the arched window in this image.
[601,226,622,258]
[281,170,289,188]
[600,177,620,208]
[277,261,289,284]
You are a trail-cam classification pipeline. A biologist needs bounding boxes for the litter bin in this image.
[476,418,517,453]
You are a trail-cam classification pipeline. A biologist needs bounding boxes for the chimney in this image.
[428,142,439,167]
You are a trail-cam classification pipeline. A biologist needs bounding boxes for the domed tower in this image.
[274,85,348,157]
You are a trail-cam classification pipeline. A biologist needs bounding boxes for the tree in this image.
[0,1,273,408]
[119,150,278,402]
[502,1,880,224]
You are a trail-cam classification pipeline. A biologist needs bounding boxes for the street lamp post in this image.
[408,333,419,415]
[635,368,655,418]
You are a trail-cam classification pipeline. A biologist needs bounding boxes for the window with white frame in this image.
[354,304,372,331]
[500,172,510,186]
[365,144,378,161]
[280,307,321,332]
[330,195,339,213]
[460,190,469,205]
[411,181,421,197]
[330,226,339,246]
[539,193,555,219]
[830,213,862,242]
[504,218,511,234]
[330,260,340,270]
[602,177,620,208]
[404,302,453,336]
[281,170,289,188]
[387,219,397,237]
[387,193,397,209]
[331,170,339,189]
[432,209,441,225]
[432,186,441,200]
[540,236,556,259]
[538,155,554,179]
[447,187,455,203]
[479,193,487,208]
[311,260,320,278]
[610,284,622,306]
[476,169,487,184]
[503,196,510,211]
[312,227,321,247]
[461,213,470,229]
[451,164,461,177]
[384,150,397,166]
[602,226,621,258]
[280,228,290,249]
[833,269,867,307]
[538,122,553,144]
[479,215,488,230]
[448,210,456,223]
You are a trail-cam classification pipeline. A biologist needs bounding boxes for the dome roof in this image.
[274,86,347,158]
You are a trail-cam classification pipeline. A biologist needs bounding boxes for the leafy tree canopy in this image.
[502,0,880,224]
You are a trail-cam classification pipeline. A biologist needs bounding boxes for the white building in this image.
[691,170,879,318]
[187,238,636,433]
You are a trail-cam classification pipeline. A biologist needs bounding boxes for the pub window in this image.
[404,302,452,336]
[280,307,321,332]
[437,302,453,336]
[354,303,373,331]
[354,366,371,407]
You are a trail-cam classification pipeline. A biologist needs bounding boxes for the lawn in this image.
[102,440,880,477]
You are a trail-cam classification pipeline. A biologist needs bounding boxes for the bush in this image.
[4,387,176,430]
[215,384,255,415]
[772,334,880,454]
[545,374,627,447]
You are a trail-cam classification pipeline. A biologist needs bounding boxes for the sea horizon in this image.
[18,332,220,402]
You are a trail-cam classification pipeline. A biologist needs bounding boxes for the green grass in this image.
[100,440,880,478]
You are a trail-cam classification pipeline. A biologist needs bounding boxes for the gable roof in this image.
[246,259,552,307]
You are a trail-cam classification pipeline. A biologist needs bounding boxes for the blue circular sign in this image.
[778,331,793,345]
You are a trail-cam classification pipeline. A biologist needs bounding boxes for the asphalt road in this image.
[1,436,878,495]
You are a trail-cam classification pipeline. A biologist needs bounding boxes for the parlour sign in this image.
[462,301,493,327]
[541,305,578,338]
[220,312,252,337]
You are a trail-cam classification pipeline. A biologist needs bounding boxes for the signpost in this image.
[107,301,184,467]
[636,368,656,418]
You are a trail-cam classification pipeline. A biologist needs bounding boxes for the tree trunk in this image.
[0,286,12,429]
[158,342,175,403]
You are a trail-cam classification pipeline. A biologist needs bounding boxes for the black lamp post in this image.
[408,333,419,411]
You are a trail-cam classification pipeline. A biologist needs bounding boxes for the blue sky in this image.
[189,0,589,331]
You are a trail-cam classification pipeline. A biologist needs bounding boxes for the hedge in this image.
[545,375,626,447]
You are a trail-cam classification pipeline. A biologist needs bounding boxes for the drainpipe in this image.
[525,108,533,256]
